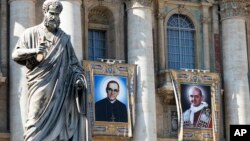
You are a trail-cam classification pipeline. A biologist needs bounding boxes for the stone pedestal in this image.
[220,1,250,140]
[127,1,157,141]
[60,0,83,60]
[9,0,36,140]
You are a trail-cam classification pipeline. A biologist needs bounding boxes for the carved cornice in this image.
[219,0,249,20]
[125,0,153,9]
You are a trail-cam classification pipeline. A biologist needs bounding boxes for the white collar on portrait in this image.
[189,102,208,124]
[108,99,117,104]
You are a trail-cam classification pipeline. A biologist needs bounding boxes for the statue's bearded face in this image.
[44,5,61,31]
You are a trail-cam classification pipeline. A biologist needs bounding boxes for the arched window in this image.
[88,6,114,61]
[167,14,195,69]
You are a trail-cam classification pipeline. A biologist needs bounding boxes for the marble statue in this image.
[12,0,87,140]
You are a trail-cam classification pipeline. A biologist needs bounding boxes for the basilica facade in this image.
[0,0,250,141]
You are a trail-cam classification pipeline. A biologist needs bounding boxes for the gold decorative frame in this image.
[83,61,136,139]
[170,70,220,141]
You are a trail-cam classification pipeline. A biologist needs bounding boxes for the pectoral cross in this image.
[110,113,116,122]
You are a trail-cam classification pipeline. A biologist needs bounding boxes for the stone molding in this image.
[88,8,110,24]
[84,0,124,7]
[9,0,82,4]
[8,0,36,3]
[61,0,82,4]
[220,0,249,20]
[160,0,212,7]
[125,0,152,8]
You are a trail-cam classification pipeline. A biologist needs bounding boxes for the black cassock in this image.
[95,98,128,122]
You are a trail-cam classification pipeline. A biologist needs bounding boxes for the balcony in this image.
[157,70,175,105]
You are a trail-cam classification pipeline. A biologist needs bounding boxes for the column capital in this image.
[125,0,152,9]
[219,0,249,20]
[157,13,165,20]
[201,16,211,24]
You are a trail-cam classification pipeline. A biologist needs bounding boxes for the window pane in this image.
[88,30,106,61]
[167,14,195,69]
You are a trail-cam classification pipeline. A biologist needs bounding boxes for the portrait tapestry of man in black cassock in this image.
[95,80,128,122]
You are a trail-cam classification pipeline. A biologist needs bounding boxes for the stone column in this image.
[158,14,166,70]
[9,0,36,140]
[60,0,83,60]
[201,2,211,70]
[220,1,250,140]
[127,1,157,141]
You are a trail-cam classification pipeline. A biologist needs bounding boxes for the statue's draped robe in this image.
[13,25,85,141]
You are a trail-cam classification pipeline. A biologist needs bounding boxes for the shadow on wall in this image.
[133,66,148,141]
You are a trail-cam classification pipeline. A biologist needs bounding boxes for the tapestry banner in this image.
[170,70,220,141]
[83,60,136,140]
